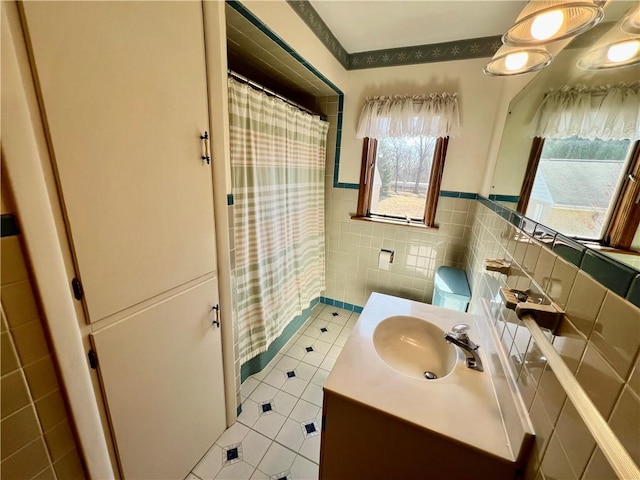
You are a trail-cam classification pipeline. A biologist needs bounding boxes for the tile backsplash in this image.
[324,190,474,307]
[1,226,85,480]
[465,201,640,479]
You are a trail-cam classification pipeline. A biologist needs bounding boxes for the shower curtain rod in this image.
[227,69,327,121]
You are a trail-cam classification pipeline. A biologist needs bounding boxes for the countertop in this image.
[324,292,516,463]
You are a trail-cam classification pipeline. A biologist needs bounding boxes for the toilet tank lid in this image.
[435,266,471,297]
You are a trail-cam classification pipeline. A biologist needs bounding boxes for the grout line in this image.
[209,306,354,477]
[523,316,640,480]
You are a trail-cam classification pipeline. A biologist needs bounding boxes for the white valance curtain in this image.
[529,83,640,141]
[356,93,460,139]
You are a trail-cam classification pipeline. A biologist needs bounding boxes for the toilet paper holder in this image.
[378,249,395,270]
[380,249,395,264]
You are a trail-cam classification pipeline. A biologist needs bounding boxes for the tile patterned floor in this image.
[187,304,358,480]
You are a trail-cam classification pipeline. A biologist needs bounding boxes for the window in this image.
[355,136,449,227]
[353,92,460,227]
[518,136,640,247]
[522,83,640,248]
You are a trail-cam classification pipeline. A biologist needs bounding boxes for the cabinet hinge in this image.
[88,349,98,369]
[71,277,84,300]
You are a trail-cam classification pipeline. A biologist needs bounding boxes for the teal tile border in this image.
[553,234,586,267]
[237,404,242,416]
[240,297,320,382]
[476,195,640,307]
[239,296,364,383]
[335,182,359,190]
[225,1,349,190]
[227,194,234,206]
[320,296,363,313]
[1,214,20,237]
[286,1,501,70]
[440,191,478,199]
[489,194,520,203]
[349,36,503,70]
[285,1,349,69]
[581,250,637,299]
[626,275,640,307]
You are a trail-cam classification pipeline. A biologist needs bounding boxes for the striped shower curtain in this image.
[228,77,328,364]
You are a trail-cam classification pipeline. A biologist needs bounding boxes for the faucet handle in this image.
[452,323,470,339]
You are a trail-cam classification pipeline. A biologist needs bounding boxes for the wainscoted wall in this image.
[318,90,476,307]
[1,218,85,479]
[318,92,479,314]
[465,201,640,479]
[324,191,475,307]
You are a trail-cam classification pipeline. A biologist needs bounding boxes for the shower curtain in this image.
[228,77,329,364]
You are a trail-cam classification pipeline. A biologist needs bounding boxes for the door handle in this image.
[201,131,211,165]
[211,304,220,328]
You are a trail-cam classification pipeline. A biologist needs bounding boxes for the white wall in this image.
[491,40,640,196]
[340,59,509,191]
[239,1,348,90]
[240,1,524,195]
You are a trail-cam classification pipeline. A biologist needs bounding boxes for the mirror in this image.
[490,0,640,268]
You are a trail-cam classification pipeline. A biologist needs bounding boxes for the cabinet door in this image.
[91,278,225,480]
[21,1,216,322]
[21,2,226,478]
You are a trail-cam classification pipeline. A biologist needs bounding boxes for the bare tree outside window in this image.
[371,137,437,220]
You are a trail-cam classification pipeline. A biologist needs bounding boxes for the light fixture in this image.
[503,1,604,47]
[483,45,553,76]
[620,4,640,36]
[578,5,640,70]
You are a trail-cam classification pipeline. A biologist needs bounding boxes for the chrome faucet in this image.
[444,324,483,372]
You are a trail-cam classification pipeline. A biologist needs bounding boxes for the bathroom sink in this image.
[373,315,457,380]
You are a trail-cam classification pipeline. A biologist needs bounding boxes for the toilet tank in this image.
[433,266,471,312]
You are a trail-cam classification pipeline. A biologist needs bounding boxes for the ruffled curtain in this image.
[529,83,640,141]
[356,93,460,139]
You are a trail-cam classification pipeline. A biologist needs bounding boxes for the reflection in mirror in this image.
[491,0,640,269]
[522,136,633,240]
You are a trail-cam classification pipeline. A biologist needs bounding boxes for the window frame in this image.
[353,136,449,228]
[518,137,640,250]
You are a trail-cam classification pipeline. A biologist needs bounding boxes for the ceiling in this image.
[225,1,635,107]
[226,4,338,109]
[308,1,528,53]
[224,1,530,105]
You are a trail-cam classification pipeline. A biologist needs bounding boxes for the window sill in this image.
[588,244,640,257]
[350,215,439,230]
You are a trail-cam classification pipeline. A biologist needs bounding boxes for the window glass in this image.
[370,136,436,220]
[526,136,632,240]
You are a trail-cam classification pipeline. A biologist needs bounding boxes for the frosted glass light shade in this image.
[578,7,640,70]
[620,4,640,35]
[503,1,604,46]
[483,45,553,76]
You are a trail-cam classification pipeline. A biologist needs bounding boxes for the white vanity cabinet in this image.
[319,293,530,480]
[19,2,226,478]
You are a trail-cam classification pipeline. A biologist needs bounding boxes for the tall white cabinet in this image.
[20,2,226,478]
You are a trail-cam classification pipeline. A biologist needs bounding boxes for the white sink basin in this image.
[373,315,457,380]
